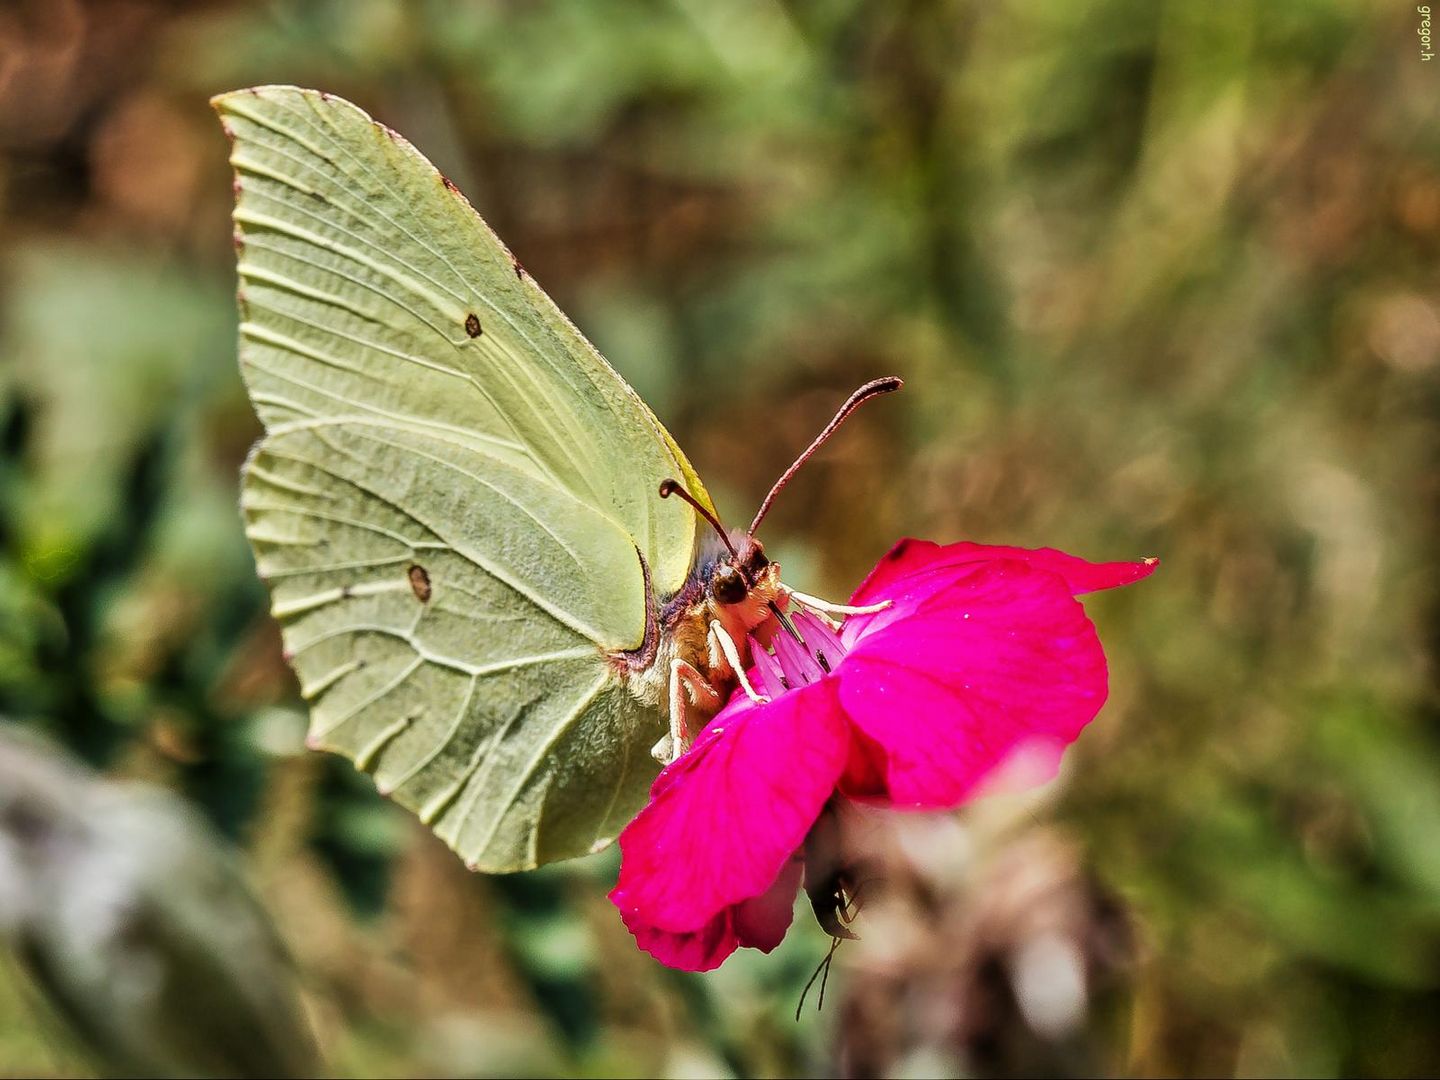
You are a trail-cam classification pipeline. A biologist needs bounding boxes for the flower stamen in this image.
[748,611,850,697]
[751,644,790,697]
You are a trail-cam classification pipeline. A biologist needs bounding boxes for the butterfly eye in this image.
[711,563,748,606]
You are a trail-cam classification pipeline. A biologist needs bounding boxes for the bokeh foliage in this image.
[2,0,1439,1075]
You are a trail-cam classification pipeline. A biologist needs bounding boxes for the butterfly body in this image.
[633,535,784,708]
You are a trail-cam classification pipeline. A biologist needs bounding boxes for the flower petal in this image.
[837,558,1109,807]
[849,538,1157,615]
[733,855,804,952]
[626,912,739,973]
[620,856,803,972]
[609,680,848,935]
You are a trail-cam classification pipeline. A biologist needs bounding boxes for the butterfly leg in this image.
[786,588,891,619]
[652,659,722,764]
[708,621,769,704]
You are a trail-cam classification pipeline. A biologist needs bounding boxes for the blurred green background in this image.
[2,0,1439,1076]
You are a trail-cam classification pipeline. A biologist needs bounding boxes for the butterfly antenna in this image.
[795,937,844,1022]
[660,478,740,560]
[748,377,903,537]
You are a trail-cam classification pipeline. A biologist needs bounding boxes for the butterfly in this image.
[216,86,897,873]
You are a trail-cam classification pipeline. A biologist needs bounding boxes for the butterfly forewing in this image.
[218,86,706,870]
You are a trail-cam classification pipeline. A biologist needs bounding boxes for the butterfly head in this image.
[706,535,774,606]
[659,482,783,629]
[700,532,783,651]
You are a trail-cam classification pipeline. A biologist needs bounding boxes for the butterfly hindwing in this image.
[217,86,706,870]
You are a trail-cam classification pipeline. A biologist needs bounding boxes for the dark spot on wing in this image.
[442,176,461,195]
[339,584,352,599]
[511,254,524,279]
[464,313,482,338]
[408,564,432,603]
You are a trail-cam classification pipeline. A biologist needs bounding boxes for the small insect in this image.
[216,86,899,873]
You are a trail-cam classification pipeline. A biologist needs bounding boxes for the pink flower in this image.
[608,539,1157,971]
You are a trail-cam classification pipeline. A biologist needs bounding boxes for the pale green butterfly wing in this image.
[215,86,712,871]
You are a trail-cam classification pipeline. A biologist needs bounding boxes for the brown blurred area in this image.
[1,2,224,248]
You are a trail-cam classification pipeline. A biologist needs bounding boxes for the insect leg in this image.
[652,658,721,764]
[708,621,769,704]
[786,588,891,619]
